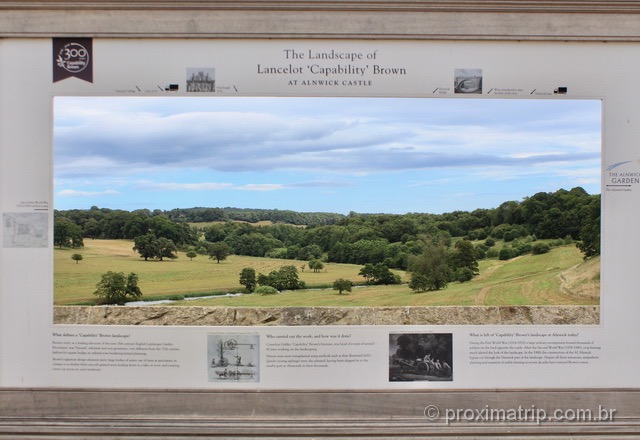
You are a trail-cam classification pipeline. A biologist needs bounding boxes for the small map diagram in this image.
[3,212,48,248]
[208,334,259,383]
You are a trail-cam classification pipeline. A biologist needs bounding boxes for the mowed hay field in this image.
[55,239,599,307]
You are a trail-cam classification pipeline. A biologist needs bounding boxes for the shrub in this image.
[474,244,488,260]
[471,228,488,240]
[265,247,288,259]
[255,286,278,295]
[532,243,551,255]
[513,242,532,256]
[499,247,516,260]
[454,267,475,282]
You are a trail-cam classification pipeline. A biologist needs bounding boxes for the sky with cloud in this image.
[54,96,601,214]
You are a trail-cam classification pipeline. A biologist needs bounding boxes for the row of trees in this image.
[55,187,599,258]
[55,207,199,244]
[165,207,344,226]
[55,205,342,243]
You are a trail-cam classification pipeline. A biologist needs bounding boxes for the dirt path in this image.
[474,285,491,305]
[473,260,507,305]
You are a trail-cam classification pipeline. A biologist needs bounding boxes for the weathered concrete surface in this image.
[54,305,599,326]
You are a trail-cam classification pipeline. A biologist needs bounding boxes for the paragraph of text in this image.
[52,331,180,372]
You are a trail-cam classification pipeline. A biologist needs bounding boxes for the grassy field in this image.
[54,239,374,305]
[55,239,599,307]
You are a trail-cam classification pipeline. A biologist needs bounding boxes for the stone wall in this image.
[54,305,599,326]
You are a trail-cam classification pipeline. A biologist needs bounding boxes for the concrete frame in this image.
[2,1,640,41]
[2,1,640,438]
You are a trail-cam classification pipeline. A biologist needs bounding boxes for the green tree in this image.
[122,215,149,239]
[239,267,257,292]
[133,233,160,261]
[133,234,177,261]
[350,239,389,265]
[208,241,231,263]
[359,263,376,283]
[360,263,400,285]
[156,237,178,261]
[93,271,142,305]
[576,196,601,260]
[83,218,102,239]
[186,250,197,261]
[258,265,305,291]
[297,244,324,261]
[449,239,479,281]
[308,259,324,273]
[54,217,84,249]
[371,263,402,285]
[201,207,226,222]
[333,278,352,295]
[203,224,228,242]
[408,239,452,292]
[149,215,196,246]
[71,253,83,264]
[224,232,283,257]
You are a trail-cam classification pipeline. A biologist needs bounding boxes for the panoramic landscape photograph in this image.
[53,96,601,314]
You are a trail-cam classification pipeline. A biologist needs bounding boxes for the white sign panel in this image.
[0,39,637,390]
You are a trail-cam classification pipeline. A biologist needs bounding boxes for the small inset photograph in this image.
[187,68,216,93]
[454,68,482,94]
[389,333,453,382]
[208,333,259,382]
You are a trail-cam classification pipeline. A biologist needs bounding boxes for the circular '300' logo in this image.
[56,42,90,74]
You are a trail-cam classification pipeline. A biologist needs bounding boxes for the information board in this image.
[1,38,637,391]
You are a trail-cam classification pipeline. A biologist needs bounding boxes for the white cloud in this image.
[55,97,601,178]
[236,184,286,191]
[134,181,233,191]
[57,189,119,197]
[53,97,602,212]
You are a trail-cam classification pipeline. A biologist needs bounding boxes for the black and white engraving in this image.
[187,68,216,92]
[389,333,453,382]
[208,334,259,382]
[454,68,482,94]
